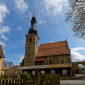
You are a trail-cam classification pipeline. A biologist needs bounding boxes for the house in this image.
[4,65,21,78]
[0,45,5,76]
[1,64,10,75]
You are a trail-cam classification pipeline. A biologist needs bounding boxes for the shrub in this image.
[17,74,21,79]
[21,73,31,80]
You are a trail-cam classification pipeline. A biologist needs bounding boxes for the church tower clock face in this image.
[22,13,39,66]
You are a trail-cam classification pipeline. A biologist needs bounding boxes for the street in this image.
[60,74,85,85]
[60,80,85,85]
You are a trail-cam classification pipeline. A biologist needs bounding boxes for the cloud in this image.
[51,41,55,43]
[39,20,46,24]
[15,0,28,13]
[0,26,10,34]
[0,26,11,40]
[43,0,68,16]
[1,34,8,40]
[28,12,32,19]
[19,56,24,62]
[0,4,9,23]
[0,4,10,45]
[0,41,6,46]
[71,47,85,52]
[78,64,85,68]
[71,47,85,62]
[17,27,22,30]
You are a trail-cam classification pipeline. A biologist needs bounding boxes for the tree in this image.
[66,0,85,39]
[7,61,14,68]
[3,60,14,68]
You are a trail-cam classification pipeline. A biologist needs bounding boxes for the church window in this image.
[49,59,52,64]
[55,58,57,64]
[62,60,64,64]
[29,38,32,43]
[45,59,47,64]
[29,47,30,50]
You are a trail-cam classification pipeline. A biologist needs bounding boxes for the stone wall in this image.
[47,55,71,64]
[36,54,71,65]
[22,34,38,66]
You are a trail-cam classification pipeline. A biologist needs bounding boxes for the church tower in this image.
[21,13,39,66]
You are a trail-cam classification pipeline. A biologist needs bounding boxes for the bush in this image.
[17,74,21,79]
[21,73,31,80]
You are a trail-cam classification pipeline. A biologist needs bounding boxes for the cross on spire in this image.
[34,8,35,16]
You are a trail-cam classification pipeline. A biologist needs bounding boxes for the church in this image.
[18,13,72,78]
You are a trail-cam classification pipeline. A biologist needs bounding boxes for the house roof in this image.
[16,63,72,70]
[0,45,5,58]
[2,65,10,71]
[36,41,70,57]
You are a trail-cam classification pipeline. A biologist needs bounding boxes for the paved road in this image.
[60,80,85,85]
[60,74,85,85]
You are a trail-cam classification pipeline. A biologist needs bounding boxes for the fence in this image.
[0,74,60,85]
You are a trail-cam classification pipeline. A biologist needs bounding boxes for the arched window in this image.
[62,60,64,64]
[29,38,32,43]
[55,58,57,64]
[49,59,52,64]
[29,47,30,50]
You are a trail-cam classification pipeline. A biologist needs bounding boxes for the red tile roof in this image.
[12,65,19,69]
[36,41,70,57]
[35,58,45,61]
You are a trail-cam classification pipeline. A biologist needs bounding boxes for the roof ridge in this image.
[38,46,68,50]
[40,40,67,46]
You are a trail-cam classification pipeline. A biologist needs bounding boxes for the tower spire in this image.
[28,9,38,34]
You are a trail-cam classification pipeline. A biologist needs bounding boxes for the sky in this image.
[0,0,85,65]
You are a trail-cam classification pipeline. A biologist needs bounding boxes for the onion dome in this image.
[28,15,38,34]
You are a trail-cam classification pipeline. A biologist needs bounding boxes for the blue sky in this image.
[0,0,85,65]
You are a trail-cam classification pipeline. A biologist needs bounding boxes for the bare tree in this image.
[66,0,85,39]
[3,60,14,68]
